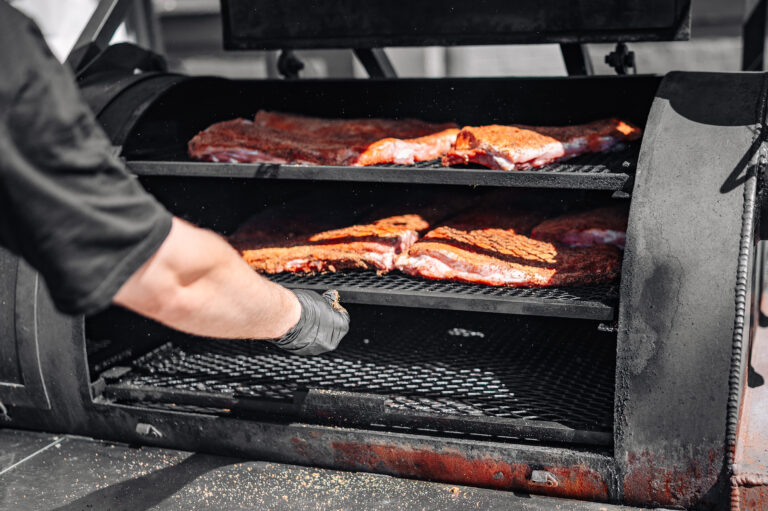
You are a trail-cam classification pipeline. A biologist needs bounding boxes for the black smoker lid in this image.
[220,0,690,50]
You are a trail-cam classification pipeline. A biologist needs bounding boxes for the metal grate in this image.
[378,148,636,174]
[126,145,637,191]
[268,271,618,320]
[107,311,615,433]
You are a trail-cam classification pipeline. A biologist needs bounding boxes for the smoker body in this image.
[1,69,766,509]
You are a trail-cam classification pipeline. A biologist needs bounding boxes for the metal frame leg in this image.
[559,43,593,76]
[65,0,132,73]
[126,0,165,54]
[353,48,397,78]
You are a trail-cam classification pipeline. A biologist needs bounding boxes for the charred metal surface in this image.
[0,255,51,410]
[616,72,767,509]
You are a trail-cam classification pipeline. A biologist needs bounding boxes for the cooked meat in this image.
[530,205,629,248]
[231,214,430,274]
[254,110,457,142]
[187,118,368,165]
[442,119,642,170]
[353,129,461,166]
[396,209,621,287]
[188,112,458,165]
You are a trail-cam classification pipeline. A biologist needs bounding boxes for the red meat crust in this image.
[442,119,642,170]
[188,112,458,166]
[396,210,621,287]
[231,214,430,274]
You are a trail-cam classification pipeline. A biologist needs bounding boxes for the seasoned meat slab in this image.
[442,119,642,170]
[396,209,621,287]
[188,118,368,165]
[531,205,629,248]
[231,214,430,274]
[188,112,457,165]
[353,129,461,166]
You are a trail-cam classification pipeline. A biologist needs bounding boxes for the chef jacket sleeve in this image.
[0,4,173,315]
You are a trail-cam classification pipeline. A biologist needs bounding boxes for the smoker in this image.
[1,0,766,509]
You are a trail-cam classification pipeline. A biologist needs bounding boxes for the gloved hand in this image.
[269,289,350,355]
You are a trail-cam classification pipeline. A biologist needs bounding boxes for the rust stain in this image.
[325,441,609,501]
[623,449,722,508]
[290,437,310,459]
[736,484,768,511]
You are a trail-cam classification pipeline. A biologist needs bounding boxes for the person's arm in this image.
[114,217,301,339]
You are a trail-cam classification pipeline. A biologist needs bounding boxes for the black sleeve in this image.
[0,4,173,315]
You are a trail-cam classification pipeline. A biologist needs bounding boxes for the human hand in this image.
[269,289,350,355]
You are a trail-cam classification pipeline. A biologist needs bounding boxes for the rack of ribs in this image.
[188,112,458,165]
[230,213,431,274]
[253,111,457,142]
[396,208,622,287]
[442,119,642,170]
[531,205,629,248]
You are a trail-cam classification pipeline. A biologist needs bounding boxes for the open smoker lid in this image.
[220,0,690,50]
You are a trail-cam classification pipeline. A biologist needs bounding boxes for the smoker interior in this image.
[117,75,660,190]
[133,177,622,320]
[83,75,656,450]
[88,304,616,447]
[83,177,622,447]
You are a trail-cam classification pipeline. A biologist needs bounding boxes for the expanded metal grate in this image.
[378,148,636,174]
[109,311,616,432]
[127,145,637,191]
[268,271,618,320]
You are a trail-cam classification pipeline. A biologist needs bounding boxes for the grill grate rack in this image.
[102,309,616,445]
[268,271,618,320]
[126,145,637,191]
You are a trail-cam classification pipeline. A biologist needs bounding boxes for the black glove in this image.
[269,289,350,355]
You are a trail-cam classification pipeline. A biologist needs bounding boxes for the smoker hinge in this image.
[605,42,636,75]
[135,423,164,438]
[90,378,106,398]
[598,322,619,333]
[99,366,132,383]
[277,49,304,79]
[529,470,558,487]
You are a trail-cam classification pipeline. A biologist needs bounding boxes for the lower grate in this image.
[103,309,616,444]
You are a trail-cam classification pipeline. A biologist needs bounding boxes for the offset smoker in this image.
[1,1,767,509]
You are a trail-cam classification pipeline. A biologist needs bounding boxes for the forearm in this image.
[114,217,301,339]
